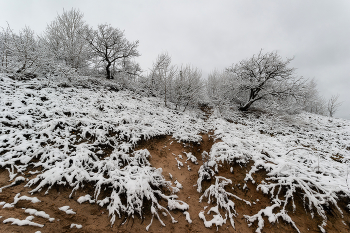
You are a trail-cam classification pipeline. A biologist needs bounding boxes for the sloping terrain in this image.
[1,75,350,232]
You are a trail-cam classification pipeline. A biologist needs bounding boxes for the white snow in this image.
[25,208,55,222]
[58,206,76,215]
[184,152,198,164]
[2,193,41,209]
[3,216,44,227]
[174,180,183,189]
[77,194,95,204]
[183,211,192,224]
[70,223,83,229]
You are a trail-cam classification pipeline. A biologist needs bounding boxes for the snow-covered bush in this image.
[201,108,350,232]
[0,74,204,229]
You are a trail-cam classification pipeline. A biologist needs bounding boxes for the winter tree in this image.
[1,25,40,76]
[84,24,139,79]
[327,94,342,117]
[226,50,306,111]
[43,8,90,70]
[149,52,177,106]
[302,79,326,115]
[206,69,233,114]
[172,65,203,111]
[0,26,11,72]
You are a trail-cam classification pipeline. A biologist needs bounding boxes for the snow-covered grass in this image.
[0,74,203,229]
[200,109,350,232]
[1,74,350,232]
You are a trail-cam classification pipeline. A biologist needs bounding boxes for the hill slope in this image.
[1,75,350,232]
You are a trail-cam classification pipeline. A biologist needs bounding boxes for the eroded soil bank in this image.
[1,133,350,233]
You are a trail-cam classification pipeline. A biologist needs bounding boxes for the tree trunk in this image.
[106,62,112,79]
[239,100,254,111]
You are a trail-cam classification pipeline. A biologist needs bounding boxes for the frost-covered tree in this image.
[172,65,203,111]
[84,24,139,79]
[0,26,11,72]
[43,8,90,70]
[1,25,40,76]
[302,79,326,115]
[226,50,306,111]
[327,94,342,117]
[149,52,177,106]
[206,69,236,113]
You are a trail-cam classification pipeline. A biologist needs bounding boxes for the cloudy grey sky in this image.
[1,0,349,119]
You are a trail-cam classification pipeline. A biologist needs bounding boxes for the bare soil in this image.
[1,133,350,232]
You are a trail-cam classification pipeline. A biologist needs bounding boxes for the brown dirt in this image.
[1,133,350,232]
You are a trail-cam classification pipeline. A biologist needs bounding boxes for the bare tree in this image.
[149,52,177,106]
[0,26,12,71]
[327,94,342,117]
[1,25,40,75]
[206,69,235,113]
[226,50,306,111]
[173,65,203,111]
[43,8,90,70]
[84,24,139,79]
[302,79,327,115]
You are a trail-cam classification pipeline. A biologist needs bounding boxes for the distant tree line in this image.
[0,9,341,116]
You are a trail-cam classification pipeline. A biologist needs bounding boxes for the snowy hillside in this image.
[1,74,350,232]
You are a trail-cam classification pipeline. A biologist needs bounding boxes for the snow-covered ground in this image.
[1,74,350,232]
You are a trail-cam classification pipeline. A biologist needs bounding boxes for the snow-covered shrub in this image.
[199,176,237,229]
[0,74,203,229]
[203,107,350,232]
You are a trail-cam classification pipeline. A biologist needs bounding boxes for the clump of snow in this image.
[70,223,83,229]
[184,152,198,164]
[12,193,41,204]
[183,211,192,224]
[0,176,25,192]
[3,216,44,227]
[25,208,55,222]
[59,206,76,215]
[174,180,182,189]
[176,158,184,169]
[2,203,14,209]
[77,194,95,204]
[199,205,226,230]
[2,193,41,209]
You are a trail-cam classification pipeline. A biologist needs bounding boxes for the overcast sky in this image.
[1,0,349,119]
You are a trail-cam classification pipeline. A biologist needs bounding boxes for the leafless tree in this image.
[43,8,90,70]
[226,50,306,111]
[84,24,139,79]
[149,52,177,106]
[0,26,11,71]
[327,94,342,117]
[302,79,326,115]
[206,69,235,113]
[173,65,203,111]
[1,25,40,75]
